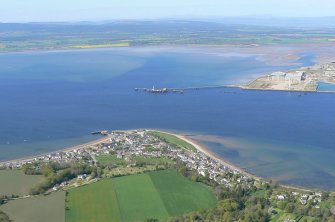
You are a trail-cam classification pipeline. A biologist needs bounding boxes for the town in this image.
[0,129,326,220]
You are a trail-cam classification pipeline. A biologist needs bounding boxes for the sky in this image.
[1,0,335,22]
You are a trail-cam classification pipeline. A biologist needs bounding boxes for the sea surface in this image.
[1,47,334,190]
[318,81,335,92]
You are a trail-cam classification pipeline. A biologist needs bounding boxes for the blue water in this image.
[1,48,334,190]
[318,82,335,92]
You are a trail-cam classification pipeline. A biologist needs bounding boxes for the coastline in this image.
[0,129,316,192]
[147,129,315,192]
[0,135,113,165]
[148,129,260,180]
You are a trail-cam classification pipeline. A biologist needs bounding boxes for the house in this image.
[77,174,87,180]
[277,195,285,200]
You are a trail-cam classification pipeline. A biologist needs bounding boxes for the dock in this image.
[91,130,109,135]
[135,85,231,94]
[135,86,183,94]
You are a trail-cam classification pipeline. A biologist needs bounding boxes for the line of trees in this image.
[167,161,335,222]
[29,163,95,195]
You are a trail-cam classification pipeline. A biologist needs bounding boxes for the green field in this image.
[66,179,121,222]
[96,154,126,165]
[69,43,130,48]
[97,154,174,167]
[66,169,216,222]
[270,208,315,222]
[148,131,197,151]
[149,170,217,216]
[131,156,174,165]
[0,170,44,196]
[0,191,65,222]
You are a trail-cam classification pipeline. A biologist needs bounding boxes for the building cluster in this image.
[269,71,306,83]
[275,190,322,208]
[268,62,335,84]
[0,147,95,169]
[0,130,251,188]
[321,62,335,76]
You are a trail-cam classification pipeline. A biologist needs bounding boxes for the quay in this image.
[135,85,230,94]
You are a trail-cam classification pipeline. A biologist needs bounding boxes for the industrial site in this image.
[243,62,335,92]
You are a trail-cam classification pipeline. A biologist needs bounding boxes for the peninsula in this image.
[241,62,335,92]
[1,130,334,222]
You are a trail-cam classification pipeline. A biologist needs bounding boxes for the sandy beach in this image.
[149,130,316,192]
[149,130,262,180]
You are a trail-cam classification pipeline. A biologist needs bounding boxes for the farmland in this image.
[0,191,65,222]
[66,169,216,222]
[69,42,130,49]
[65,179,121,222]
[0,170,44,196]
[2,21,335,53]
[149,170,217,216]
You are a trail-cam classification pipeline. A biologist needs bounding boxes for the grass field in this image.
[131,156,174,165]
[0,192,65,222]
[270,209,315,222]
[96,154,126,165]
[97,154,173,166]
[66,169,216,222]
[149,170,217,216]
[148,131,197,151]
[103,165,157,178]
[66,180,121,222]
[69,43,130,49]
[0,170,44,196]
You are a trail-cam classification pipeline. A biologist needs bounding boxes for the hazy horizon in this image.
[1,0,335,23]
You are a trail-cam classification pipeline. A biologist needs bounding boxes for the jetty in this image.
[91,130,109,135]
[135,86,183,94]
[134,85,233,94]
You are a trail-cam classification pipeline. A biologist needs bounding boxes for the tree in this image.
[285,203,295,213]
[0,210,11,222]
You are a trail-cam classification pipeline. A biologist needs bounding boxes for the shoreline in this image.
[238,85,335,94]
[0,135,113,165]
[0,129,316,192]
[147,129,315,192]
[149,129,261,180]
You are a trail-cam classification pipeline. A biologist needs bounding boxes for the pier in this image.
[135,85,230,94]
[91,130,109,135]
